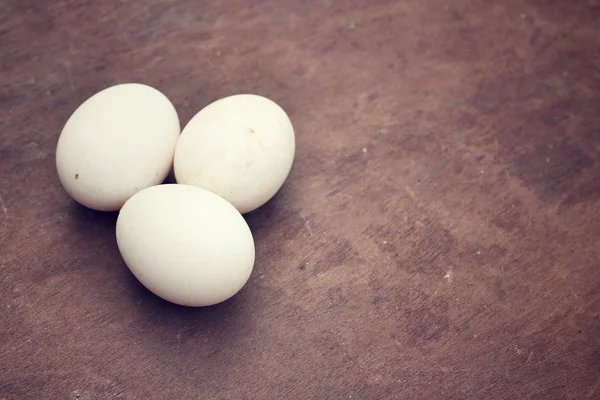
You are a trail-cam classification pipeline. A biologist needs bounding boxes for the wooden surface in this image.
[2,1,600,399]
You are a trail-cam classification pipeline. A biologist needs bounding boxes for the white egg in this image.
[56,83,180,211]
[174,94,295,214]
[116,184,255,307]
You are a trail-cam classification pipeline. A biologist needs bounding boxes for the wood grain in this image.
[1,0,600,399]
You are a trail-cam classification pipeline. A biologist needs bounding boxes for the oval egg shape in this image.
[116,184,255,307]
[174,94,295,214]
[56,83,180,211]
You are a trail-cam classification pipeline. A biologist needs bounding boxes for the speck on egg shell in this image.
[174,94,295,214]
[116,184,255,307]
[56,83,180,211]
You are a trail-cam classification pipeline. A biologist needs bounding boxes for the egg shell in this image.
[116,184,255,307]
[56,83,180,211]
[174,94,295,214]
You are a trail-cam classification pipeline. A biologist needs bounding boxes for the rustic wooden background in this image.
[1,0,600,399]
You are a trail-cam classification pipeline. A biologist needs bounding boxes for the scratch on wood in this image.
[526,351,533,362]
[0,195,7,220]
[567,294,600,331]
[303,217,313,235]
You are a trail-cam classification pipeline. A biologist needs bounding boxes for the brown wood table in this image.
[2,1,600,399]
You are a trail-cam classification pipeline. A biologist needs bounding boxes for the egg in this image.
[56,83,180,211]
[174,94,295,214]
[116,184,255,307]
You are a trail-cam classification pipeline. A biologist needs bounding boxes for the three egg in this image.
[56,83,295,306]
